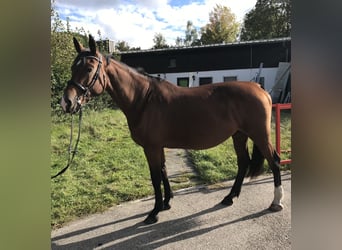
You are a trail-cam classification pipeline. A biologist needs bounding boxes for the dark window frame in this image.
[223,76,238,82]
[199,77,213,85]
[177,77,189,87]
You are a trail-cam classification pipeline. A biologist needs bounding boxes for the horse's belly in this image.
[165,124,236,150]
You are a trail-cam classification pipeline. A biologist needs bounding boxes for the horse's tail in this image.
[247,143,265,177]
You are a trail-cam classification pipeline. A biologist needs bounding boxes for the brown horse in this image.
[61,35,284,224]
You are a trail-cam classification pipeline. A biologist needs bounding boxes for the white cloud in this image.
[54,0,257,49]
[55,0,122,10]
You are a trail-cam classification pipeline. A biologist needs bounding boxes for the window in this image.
[223,76,237,82]
[199,77,213,85]
[177,77,189,87]
[168,58,176,68]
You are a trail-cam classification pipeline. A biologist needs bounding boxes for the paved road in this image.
[51,149,291,249]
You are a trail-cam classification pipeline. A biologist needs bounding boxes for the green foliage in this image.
[176,1,291,47]
[115,40,131,52]
[51,109,152,228]
[200,4,240,45]
[185,21,199,45]
[240,0,291,41]
[51,3,114,114]
[189,141,238,183]
[50,31,86,112]
[176,21,200,47]
[152,32,169,49]
[51,3,88,113]
[111,41,141,58]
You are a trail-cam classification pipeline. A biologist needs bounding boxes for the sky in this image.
[54,0,257,49]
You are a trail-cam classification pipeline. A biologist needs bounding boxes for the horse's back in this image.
[136,80,272,149]
[171,81,272,114]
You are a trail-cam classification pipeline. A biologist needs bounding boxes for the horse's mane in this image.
[135,67,162,83]
[106,55,162,83]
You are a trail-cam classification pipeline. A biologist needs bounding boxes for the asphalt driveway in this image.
[51,171,291,249]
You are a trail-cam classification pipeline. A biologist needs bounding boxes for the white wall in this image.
[153,67,279,92]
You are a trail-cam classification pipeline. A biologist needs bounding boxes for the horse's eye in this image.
[87,68,93,73]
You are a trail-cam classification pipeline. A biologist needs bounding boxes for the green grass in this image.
[51,108,291,228]
[51,108,152,228]
[189,110,291,183]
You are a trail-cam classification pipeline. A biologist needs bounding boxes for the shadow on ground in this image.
[52,204,273,249]
[52,173,290,249]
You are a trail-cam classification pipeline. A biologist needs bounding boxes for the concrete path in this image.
[51,149,291,249]
[163,148,200,188]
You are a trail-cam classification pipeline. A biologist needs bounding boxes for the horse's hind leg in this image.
[221,131,250,206]
[268,149,284,211]
[161,149,173,210]
[254,140,284,212]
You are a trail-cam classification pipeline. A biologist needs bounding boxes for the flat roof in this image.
[120,37,291,54]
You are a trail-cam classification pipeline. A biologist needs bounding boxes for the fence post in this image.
[272,103,291,165]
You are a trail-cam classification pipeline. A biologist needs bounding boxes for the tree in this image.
[51,2,78,112]
[200,4,240,45]
[185,21,200,46]
[175,37,184,47]
[97,29,106,53]
[176,21,201,47]
[240,0,291,41]
[115,40,131,52]
[130,46,141,51]
[51,1,105,113]
[51,1,117,113]
[152,33,169,49]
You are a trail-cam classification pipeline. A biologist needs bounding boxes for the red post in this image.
[275,104,281,154]
[272,103,292,165]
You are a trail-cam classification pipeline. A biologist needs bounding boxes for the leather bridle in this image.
[52,55,103,179]
[67,55,103,105]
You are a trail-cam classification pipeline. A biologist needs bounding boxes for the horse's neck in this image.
[105,60,150,121]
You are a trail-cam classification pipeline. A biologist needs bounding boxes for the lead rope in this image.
[51,108,83,179]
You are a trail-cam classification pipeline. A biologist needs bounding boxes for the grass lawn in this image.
[51,108,152,228]
[51,108,291,228]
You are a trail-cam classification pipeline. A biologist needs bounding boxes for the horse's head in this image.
[61,35,107,113]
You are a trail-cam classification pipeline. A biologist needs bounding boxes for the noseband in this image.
[68,55,103,103]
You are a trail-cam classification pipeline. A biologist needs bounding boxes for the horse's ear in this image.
[88,34,97,54]
[73,37,83,53]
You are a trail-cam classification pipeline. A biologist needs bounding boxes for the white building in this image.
[120,37,291,95]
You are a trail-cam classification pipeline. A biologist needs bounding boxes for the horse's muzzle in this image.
[61,95,81,114]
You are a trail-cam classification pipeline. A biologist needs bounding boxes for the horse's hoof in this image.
[268,203,284,212]
[162,203,171,210]
[221,197,233,206]
[143,215,158,224]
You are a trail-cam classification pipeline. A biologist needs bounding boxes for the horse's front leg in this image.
[161,149,173,210]
[222,132,249,206]
[143,147,164,224]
